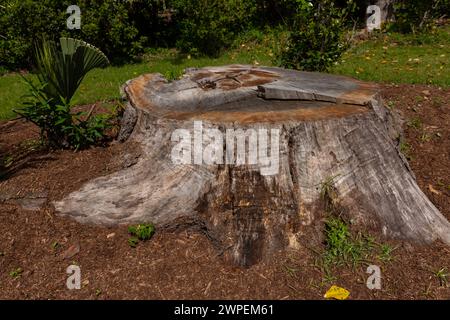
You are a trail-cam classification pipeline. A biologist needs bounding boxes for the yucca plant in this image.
[15,38,111,149]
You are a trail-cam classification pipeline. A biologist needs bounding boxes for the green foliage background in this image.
[0,0,449,71]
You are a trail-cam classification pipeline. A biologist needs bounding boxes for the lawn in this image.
[0,25,448,120]
[331,26,450,86]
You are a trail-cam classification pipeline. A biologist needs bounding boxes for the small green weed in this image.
[407,117,422,130]
[419,132,431,143]
[315,176,396,283]
[322,217,372,268]
[51,241,60,250]
[377,244,397,263]
[128,237,139,248]
[128,223,155,247]
[128,223,155,241]
[434,268,448,287]
[10,267,23,279]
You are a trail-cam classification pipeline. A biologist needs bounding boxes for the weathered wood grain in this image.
[54,65,450,266]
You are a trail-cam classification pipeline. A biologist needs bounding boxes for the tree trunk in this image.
[54,65,450,266]
[374,0,395,23]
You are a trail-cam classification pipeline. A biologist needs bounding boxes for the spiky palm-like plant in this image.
[34,37,109,105]
[16,38,111,149]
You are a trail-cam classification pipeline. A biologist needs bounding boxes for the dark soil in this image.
[0,85,449,300]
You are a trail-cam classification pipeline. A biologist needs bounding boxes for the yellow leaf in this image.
[324,285,350,300]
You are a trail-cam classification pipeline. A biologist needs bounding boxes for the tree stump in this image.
[54,65,450,266]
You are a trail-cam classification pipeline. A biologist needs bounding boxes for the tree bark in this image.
[374,0,395,23]
[54,65,450,266]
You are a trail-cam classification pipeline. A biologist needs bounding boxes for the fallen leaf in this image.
[428,184,441,195]
[324,285,350,300]
[62,243,80,260]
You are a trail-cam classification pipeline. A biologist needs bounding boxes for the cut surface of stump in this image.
[54,65,450,266]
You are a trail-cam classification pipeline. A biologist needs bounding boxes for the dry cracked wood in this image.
[54,65,450,266]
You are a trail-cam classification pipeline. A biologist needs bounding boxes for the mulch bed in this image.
[0,84,449,299]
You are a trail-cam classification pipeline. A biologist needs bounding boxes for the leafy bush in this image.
[0,0,165,70]
[391,0,450,33]
[67,0,150,64]
[17,77,111,150]
[0,0,67,70]
[172,0,257,56]
[279,0,356,72]
[14,38,111,150]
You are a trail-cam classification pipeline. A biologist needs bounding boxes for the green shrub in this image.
[172,0,257,56]
[279,0,356,72]
[17,78,111,150]
[66,0,146,64]
[390,0,450,34]
[14,38,111,150]
[0,0,165,70]
[0,0,67,70]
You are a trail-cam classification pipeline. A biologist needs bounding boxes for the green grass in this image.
[0,75,30,120]
[434,267,448,287]
[321,217,374,269]
[0,25,448,120]
[331,25,450,86]
[377,243,397,263]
